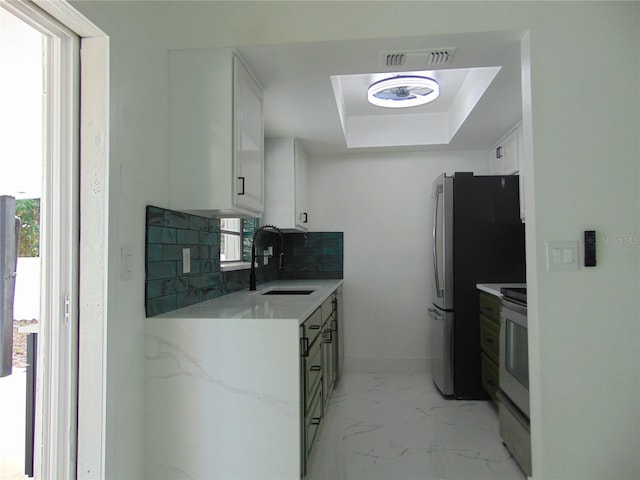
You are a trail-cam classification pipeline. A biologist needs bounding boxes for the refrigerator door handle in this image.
[432,184,444,298]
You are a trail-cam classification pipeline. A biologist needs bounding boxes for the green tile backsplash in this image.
[145,205,343,317]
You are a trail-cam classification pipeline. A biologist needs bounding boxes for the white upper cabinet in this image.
[169,49,264,217]
[489,125,520,176]
[489,123,526,222]
[263,138,310,232]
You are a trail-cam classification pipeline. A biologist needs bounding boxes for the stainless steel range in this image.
[496,287,531,476]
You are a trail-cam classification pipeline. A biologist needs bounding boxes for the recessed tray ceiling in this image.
[330,66,501,149]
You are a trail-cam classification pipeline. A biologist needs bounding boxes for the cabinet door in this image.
[233,56,264,213]
[501,130,519,175]
[491,128,519,176]
[516,126,526,221]
[294,141,309,231]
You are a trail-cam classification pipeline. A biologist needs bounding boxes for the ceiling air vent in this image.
[380,47,456,69]
[384,53,406,67]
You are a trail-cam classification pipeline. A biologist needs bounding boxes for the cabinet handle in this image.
[310,365,321,371]
[311,417,321,425]
[330,319,337,331]
[488,378,496,386]
[496,146,503,159]
[237,176,245,195]
[308,325,320,330]
[303,212,308,223]
[301,337,309,357]
[486,338,494,344]
[323,329,333,344]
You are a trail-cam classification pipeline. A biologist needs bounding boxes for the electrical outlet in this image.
[182,248,191,273]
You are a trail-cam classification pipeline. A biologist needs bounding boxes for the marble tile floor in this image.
[307,373,526,480]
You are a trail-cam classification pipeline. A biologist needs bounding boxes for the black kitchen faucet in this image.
[249,224,285,290]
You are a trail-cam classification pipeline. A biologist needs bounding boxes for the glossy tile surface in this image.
[307,373,525,480]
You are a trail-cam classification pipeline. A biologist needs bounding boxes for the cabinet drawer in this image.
[305,386,323,460]
[304,337,322,412]
[321,294,336,323]
[302,307,322,347]
[481,352,499,401]
[480,316,500,364]
[479,292,501,322]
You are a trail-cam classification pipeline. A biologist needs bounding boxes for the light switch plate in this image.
[546,241,578,271]
[120,246,133,281]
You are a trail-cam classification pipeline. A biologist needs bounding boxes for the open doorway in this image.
[0,3,79,479]
[0,9,45,479]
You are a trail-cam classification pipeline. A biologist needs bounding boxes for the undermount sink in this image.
[261,289,315,296]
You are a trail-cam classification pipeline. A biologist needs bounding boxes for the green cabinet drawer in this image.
[481,352,499,402]
[304,336,322,413]
[480,314,499,364]
[321,293,336,323]
[479,292,500,322]
[302,307,322,346]
[305,386,323,460]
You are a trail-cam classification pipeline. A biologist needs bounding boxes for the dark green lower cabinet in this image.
[300,291,340,477]
[479,291,501,402]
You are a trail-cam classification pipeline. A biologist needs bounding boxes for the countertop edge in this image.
[476,282,526,297]
[149,279,343,323]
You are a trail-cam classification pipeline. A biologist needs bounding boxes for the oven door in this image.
[499,297,529,418]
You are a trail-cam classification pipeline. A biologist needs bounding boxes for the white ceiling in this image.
[330,66,501,149]
[237,29,523,156]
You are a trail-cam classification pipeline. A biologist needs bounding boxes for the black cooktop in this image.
[501,287,527,304]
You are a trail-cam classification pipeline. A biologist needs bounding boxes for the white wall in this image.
[309,150,487,372]
[69,2,640,479]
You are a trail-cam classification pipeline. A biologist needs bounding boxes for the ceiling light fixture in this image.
[367,75,440,108]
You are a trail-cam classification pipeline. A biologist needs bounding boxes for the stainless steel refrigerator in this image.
[1,195,20,377]
[429,172,525,399]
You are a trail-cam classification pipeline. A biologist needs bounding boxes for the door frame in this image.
[0,1,109,478]
[0,1,79,477]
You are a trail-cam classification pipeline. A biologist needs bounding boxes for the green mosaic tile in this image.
[190,245,210,260]
[148,226,176,244]
[209,218,220,232]
[146,206,165,226]
[199,231,219,246]
[164,210,190,229]
[147,261,177,280]
[146,205,343,316]
[146,294,177,317]
[197,260,218,273]
[163,245,184,261]
[200,285,223,301]
[189,215,210,231]
[146,280,163,299]
[146,244,163,262]
[189,272,223,289]
[176,289,200,308]
[176,229,199,244]
[162,276,189,295]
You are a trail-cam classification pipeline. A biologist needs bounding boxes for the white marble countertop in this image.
[153,279,343,323]
[476,283,526,297]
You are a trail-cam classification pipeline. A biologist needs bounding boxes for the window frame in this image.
[219,217,243,263]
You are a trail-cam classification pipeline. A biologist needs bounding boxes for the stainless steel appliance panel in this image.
[496,390,532,477]
[428,306,454,395]
[429,172,526,400]
[499,297,530,417]
[431,174,453,311]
